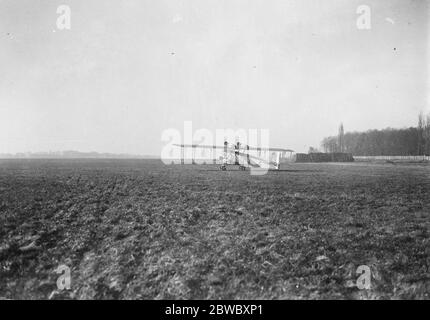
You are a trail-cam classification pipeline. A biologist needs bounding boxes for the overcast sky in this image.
[0,0,428,154]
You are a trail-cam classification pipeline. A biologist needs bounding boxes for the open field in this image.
[0,159,429,299]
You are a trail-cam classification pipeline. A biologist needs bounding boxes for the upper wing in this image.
[173,144,294,153]
[173,144,226,149]
[245,146,294,152]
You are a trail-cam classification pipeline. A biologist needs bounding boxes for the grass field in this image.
[0,159,429,299]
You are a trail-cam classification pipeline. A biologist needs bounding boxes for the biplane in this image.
[174,141,294,171]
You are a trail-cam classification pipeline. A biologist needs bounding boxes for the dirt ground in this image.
[0,159,429,299]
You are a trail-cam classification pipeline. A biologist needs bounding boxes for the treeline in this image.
[321,112,430,156]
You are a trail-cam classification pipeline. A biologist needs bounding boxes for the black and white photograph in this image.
[0,0,429,305]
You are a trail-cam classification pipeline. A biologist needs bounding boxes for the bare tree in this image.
[321,112,429,156]
[308,146,319,153]
[418,112,424,155]
[424,113,430,156]
[338,123,345,153]
[321,136,338,153]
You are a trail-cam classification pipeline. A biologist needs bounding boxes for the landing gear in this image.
[239,165,246,171]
